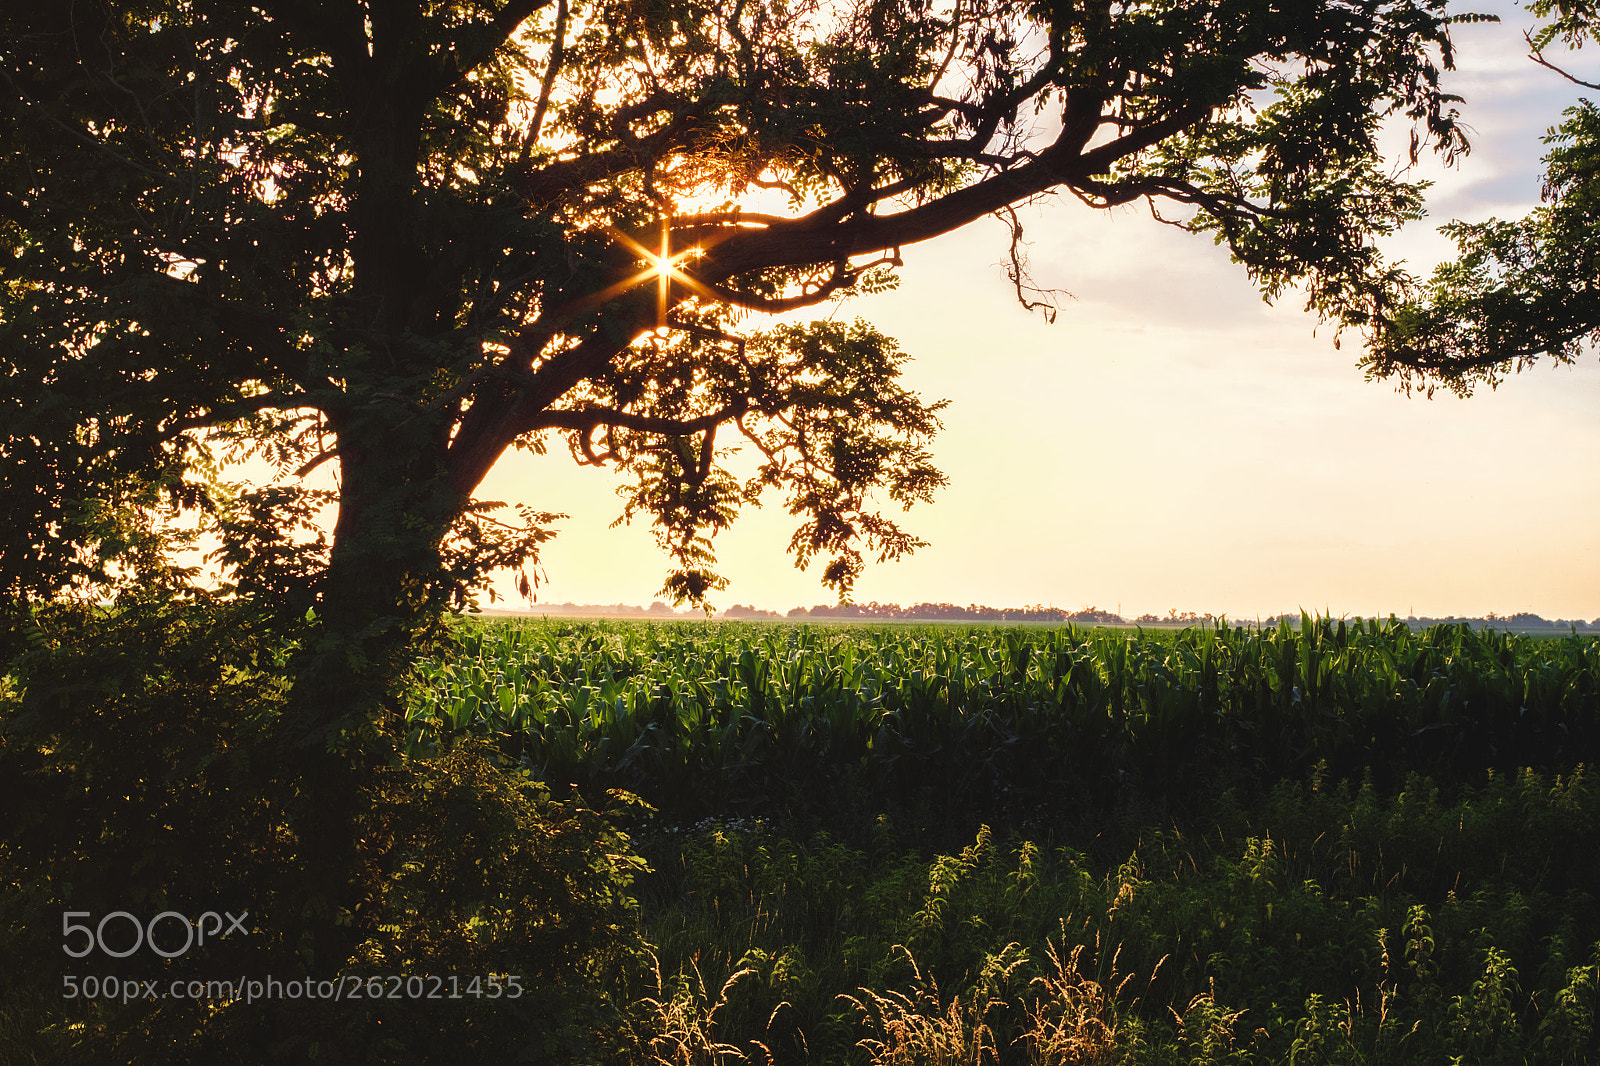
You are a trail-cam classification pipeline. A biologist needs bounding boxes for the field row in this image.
[405,616,1600,832]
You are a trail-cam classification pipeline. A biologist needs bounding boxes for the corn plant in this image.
[404,617,1599,828]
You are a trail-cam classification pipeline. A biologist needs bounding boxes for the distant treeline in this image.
[765,601,1124,623]
[503,600,700,617]
[503,602,1600,630]
[1373,610,1600,632]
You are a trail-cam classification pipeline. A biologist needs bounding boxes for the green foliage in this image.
[407,617,1600,834]
[10,605,1597,1061]
[620,764,1600,1064]
[600,319,949,603]
[0,598,649,1063]
[1364,1,1600,393]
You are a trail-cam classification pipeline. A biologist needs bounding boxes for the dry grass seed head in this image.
[844,946,1001,1066]
[1017,941,1121,1066]
[636,955,777,1066]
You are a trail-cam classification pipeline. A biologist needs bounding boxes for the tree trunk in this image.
[273,421,461,973]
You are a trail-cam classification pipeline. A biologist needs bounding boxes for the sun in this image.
[607,215,706,331]
[540,214,712,335]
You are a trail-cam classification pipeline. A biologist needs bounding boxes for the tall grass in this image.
[617,765,1600,1064]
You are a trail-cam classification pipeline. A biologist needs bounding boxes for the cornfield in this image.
[404,615,1600,825]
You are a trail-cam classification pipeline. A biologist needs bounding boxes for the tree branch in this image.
[158,391,315,440]
[1528,30,1600,90]
[525,0,568,151]
[531,400,748,438]
[535,401,748,474]
[693,103,1211,280]
[692,253,902,313]
[420,0,558,103]
[998,204,1069,322]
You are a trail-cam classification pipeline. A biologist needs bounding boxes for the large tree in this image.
[1364,0,1600,392]
[3,0,1471,733]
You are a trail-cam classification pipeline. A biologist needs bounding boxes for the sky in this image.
[471,3,1598,619]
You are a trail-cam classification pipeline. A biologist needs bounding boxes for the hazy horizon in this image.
[472,599,1600,624]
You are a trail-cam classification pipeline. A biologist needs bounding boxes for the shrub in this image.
[1,594,650,1063]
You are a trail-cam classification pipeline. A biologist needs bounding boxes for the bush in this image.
[1,594,649,1063]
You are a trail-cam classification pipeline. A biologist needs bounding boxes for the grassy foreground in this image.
[4,609,1598,1063]
[402,617,1600,1063]
[619,767,1600,1064]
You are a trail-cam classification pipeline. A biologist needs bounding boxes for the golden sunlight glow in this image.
[607,215,706,330]
[542,216,710,333]
[458,10,1600,620]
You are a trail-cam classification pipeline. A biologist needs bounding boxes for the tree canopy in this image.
[2,0,1473,706]
[1366,0,1600,393]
